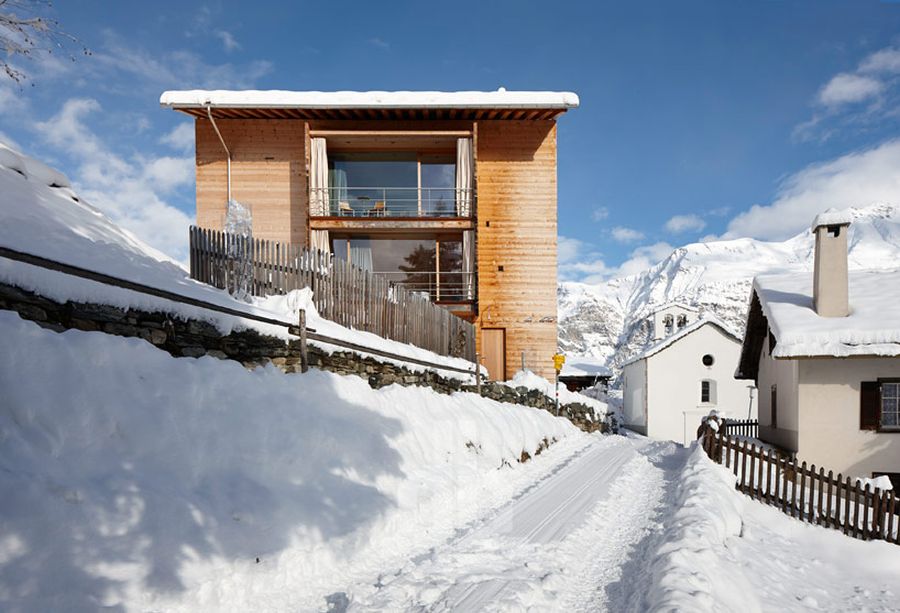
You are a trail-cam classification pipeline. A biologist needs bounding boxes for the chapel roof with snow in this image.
[622,316,741,367]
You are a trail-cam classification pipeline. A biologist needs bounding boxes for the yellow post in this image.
[553,353,566,415]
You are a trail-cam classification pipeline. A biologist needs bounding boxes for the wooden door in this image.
[482,328,506,381]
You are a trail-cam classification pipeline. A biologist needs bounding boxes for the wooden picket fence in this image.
[189,226,476,361]
[720,418,758,439]
[699,425,899,545]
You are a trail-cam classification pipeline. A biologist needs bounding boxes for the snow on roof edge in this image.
[752,269,900,359]
[811,208,853,232]
[159,89,580,110]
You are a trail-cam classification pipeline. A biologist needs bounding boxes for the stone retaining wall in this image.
[0,282,603,432]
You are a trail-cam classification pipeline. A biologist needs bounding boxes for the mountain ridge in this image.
[558,203,900,380]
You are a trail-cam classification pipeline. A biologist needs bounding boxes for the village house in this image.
[622,309,756,446]
[558,357,612,393]
[160,89,578,380]
[736,211,900,484]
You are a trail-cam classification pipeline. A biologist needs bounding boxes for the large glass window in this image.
[327,152,458,217]
[331,235,466,301]
[420,155,456,216]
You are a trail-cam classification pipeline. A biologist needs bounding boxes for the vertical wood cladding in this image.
[475,120,558,380]
[195,118,308,244]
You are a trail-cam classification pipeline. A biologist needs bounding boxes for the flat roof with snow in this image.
[559,358,612,379]
[160,89,579,121]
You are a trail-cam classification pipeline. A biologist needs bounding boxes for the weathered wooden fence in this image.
[189,226,476,361]
[700,425,899,545]
[720,418,758,439]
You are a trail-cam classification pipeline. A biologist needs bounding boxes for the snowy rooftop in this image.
[559,358,612,379]
[649,301,699,315]
[753,269,900,358]
[811,208,853,232]
[160,89,580,111]
[623,316,740,366]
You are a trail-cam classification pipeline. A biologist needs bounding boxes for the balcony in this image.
[310,187,474,219]
[372,270,475,306]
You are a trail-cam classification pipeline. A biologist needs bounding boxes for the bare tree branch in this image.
[0,0,89,84]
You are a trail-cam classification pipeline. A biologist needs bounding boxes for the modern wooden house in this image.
[160,89,578,380]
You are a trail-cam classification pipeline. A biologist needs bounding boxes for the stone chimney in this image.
[811,209,851,317]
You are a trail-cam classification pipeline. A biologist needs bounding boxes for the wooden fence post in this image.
[475,352,482,395]
[298,309,309,374]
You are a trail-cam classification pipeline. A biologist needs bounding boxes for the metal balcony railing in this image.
[310,187,474,218]
[372,271,475,303]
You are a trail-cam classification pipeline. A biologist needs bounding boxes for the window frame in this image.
[878,378,900,433]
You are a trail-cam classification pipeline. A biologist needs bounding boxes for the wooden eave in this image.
[736,291,768,381]
[172,106,567,121]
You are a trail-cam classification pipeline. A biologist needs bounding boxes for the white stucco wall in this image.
[797,357,900,479]
[643,324,755,446]
[757,336,801,452]
[621,359,647,434]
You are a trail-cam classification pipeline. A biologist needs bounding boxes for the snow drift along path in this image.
[343,435,678,611]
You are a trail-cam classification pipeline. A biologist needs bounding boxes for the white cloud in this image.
[558,235,612,284]
[558,234,678,284]
[591,206,609,221]
[859,47,900,74]
[664,214,706,234]
[33,98,194,261]
[817,73,883,107]
[214,30,241,52]
[610,226,644,243]
[616,242,675,277]
[725,138,900,240]
[160,123,195,152]
[369,38,390,49]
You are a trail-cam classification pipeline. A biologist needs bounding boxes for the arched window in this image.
[701,379,717,405]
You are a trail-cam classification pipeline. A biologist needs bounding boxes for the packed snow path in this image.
[339,435,686,611]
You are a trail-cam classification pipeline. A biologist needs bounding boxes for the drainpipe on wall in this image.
[206,105,232,203]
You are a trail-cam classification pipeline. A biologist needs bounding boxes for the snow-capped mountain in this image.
[558,203,900,378]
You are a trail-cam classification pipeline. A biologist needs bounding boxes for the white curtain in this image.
[310,229,330,253]
[462,229,475,300]
[310,137,328,216]
[350,241,374,273]
[455,138,473,217]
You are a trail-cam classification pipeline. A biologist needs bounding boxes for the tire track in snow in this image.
[345,435,672,611]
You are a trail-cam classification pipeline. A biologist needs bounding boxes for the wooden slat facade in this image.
[191,114,563,381]
[475,121,558,380]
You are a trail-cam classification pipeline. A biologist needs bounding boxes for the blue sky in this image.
[3,0,900,282]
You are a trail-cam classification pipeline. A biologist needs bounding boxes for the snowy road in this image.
[342,435,686,612]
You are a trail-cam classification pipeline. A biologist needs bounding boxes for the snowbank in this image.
[0,311,578,611]
[505,369,608,414]
[642,446,761,612]
[0,141,476,378]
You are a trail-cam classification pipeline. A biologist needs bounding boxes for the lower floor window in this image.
[882,382,899,428]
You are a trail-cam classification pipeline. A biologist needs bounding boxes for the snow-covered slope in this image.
[559,203,900,377]
[0,311,579,612]
[0,141,477,376]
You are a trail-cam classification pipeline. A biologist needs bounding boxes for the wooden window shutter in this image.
[860,381,880,430]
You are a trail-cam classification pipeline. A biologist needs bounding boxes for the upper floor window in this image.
[860,380,900,431]
[882,382,899,429]
[701,379,716,404]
